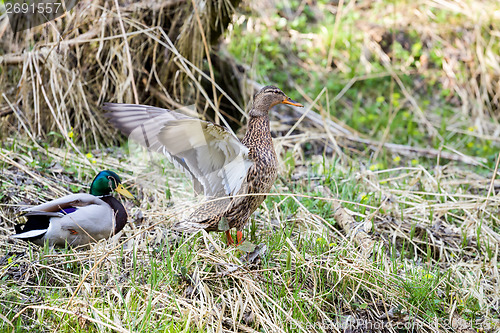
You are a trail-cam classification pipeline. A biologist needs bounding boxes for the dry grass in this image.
[1,134,499,331]
[0,0,241,147]
[1,0,500,332]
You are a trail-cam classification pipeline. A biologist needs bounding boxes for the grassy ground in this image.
[2,134,498,332]
[1,0,500,332]
[224,0,500,166]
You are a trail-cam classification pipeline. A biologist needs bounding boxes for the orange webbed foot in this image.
[225,230,234,245]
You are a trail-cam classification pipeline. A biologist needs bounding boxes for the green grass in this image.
[1,136,499,331]
[1,0,500,331]
[226,0,500,167]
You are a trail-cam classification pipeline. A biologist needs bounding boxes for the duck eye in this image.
[107,176,117,189]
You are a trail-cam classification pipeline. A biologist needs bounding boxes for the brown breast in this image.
[224,115,278,230]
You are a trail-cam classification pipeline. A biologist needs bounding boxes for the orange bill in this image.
[282,97,304,107]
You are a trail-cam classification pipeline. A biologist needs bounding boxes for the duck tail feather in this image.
[11,229,47,239]
[14,214,51,239]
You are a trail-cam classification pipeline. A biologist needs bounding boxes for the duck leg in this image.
[224,230,243,246]
[225,230,234,245]
[236,231,243,246]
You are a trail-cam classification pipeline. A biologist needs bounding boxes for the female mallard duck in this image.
[11,170,134,247]
[104,86,303,245]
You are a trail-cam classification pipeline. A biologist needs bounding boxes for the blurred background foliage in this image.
[223,0,500,165]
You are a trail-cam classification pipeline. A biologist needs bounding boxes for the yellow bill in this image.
[115,183,134,199]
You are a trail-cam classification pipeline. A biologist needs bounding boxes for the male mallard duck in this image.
[104,86,303,245]
[11,170,134,247]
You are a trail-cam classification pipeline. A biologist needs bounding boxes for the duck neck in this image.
[243,114,272,147]
[100,196,128,234]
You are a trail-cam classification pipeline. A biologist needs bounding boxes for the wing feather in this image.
[22,193,107,213]
[104,103,253,197]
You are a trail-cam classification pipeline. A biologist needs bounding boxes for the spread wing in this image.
[103,103,253,197]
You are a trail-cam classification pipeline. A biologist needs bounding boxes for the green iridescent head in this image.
[90,170,134,198]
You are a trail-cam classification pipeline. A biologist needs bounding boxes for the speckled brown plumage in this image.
[183,114,279,232]
[103,86,303,244]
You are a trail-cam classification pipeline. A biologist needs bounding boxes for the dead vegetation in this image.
[1,128,499,331]
[1,0,500,331]
[0,0,244,146]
